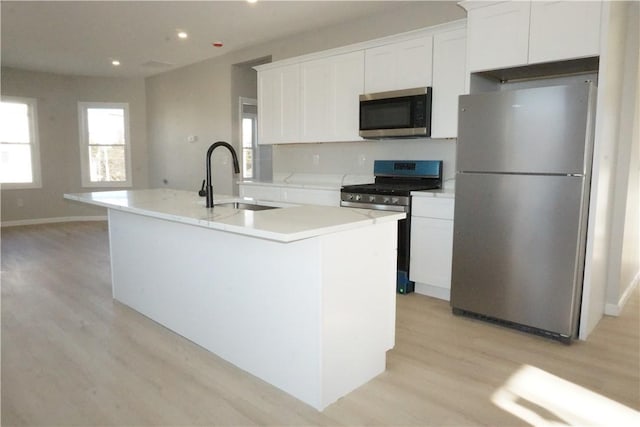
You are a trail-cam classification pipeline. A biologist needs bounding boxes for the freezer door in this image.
[450,173,587,337]
[457,83,595,175]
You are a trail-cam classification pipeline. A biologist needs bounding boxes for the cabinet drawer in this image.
[239,185,282,201]
[282,188,340,206]
[411,197,454,219]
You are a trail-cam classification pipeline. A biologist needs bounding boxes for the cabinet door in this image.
[257,67,279,145]
[409,216,454,290]
[300,59,331,142]
[364,36,433,93]
[301,51,364,142]
[467,1,531,72]
[257,64,300,144]
[528,1,602,64]
[431,28,467,139]
[332,51,365,141]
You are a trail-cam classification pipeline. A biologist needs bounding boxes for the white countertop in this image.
[241,173,456,199]
[64,189,405,243]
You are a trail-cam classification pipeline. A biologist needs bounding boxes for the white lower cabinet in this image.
[410,196,455,301]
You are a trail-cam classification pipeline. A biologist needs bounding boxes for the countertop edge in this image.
[64,192,405,243]
[411,189,456,199]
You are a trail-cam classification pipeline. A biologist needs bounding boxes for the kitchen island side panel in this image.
[107,208,396,410]
[320,220,397,405]
[108,208,322,407]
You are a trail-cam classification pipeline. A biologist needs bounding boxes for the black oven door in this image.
[396,215,414,294]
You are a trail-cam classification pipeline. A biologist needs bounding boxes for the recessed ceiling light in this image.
[111,60,121,66]
[177,31,188,39]
[247,0,258,4]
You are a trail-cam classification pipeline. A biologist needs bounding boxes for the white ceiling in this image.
[1,0,412,78]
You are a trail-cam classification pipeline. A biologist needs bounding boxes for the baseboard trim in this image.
[414,282,451,301]
[1,216,108,228]
[604,271,640,316]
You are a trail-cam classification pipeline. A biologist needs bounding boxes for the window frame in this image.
[0,96,42,189]
[239,97,258,180]
[78,101,132,188]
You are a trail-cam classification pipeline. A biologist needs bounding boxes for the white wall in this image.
[605,1,640,314]
[0,67,149,223]
[581,0,640,337]
[273,139,456,182]
[144,1,465,194]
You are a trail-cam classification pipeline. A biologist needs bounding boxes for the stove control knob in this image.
[355,194,362,201]
[391,197,399,204]
[347,193,354,200]
[383,197,391,204]
[369,196,376,203]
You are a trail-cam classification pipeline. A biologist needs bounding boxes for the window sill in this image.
[81,181,133,189]
[0,182,43,190]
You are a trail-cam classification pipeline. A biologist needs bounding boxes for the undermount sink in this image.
[214,202,280,211]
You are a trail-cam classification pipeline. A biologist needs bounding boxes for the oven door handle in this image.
[340,200,408,213]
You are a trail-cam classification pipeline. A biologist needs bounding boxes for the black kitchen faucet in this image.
[204,141,240,208]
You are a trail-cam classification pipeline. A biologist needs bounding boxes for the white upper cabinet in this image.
[364,36,433,93]
[301,51,364,142]
[258,64,300,144]
[431,28,467,138]
[300,58,331,142]
[332,52,366,141]
[464,1,602,73]
[528,1,602,64]
[467,1,531,72]
[256,20,465,144]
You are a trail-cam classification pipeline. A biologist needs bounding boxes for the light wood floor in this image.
[2,221,638,426]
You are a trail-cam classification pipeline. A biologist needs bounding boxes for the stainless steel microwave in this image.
[359,87,432,139]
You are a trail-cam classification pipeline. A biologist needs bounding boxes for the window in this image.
[78,102,131,187]
[240,98,257,179]
[0,96,41,188]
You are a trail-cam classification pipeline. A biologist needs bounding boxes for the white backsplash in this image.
[273,138,457,181]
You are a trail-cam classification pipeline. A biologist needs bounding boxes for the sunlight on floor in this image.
[491,365,640,426]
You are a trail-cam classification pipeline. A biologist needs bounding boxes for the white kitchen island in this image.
[64,189,404,411]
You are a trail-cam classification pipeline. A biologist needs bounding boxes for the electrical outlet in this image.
[312,154,320,166]
[187,135,198,143]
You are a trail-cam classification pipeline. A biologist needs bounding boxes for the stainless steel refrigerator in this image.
[450,82,597,342]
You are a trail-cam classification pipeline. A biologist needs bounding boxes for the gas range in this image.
[340,160,443,294]
[341,160,443,212]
